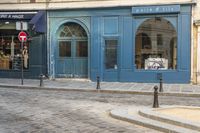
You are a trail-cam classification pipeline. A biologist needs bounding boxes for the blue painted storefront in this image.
[48,4,191,83]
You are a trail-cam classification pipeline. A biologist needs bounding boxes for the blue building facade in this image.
[48,4,192,83]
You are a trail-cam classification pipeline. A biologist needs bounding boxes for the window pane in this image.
[59,41,71,57]
[105,40,117,69]
[135,17,177,70]
[0,28,29,70]
[59,22,87,38]
[76,41,88,57]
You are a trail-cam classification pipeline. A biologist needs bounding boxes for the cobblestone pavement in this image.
[0,87,200,133]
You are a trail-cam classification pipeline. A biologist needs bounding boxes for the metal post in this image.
[153,85,159,108]
[39,74,44,87]
[96,76,100,90]
[21,40,24,85]
[159,75,163,92]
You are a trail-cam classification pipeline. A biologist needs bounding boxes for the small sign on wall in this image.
[16,21,28,31]
[145,58,168,70]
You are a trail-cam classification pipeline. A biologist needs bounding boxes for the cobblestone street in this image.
[0,87,200,133]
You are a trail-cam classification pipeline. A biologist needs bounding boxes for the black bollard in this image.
[96,76,100,90]
[159,75,163,92]
[39,74,45,87]
[153,85,159,108]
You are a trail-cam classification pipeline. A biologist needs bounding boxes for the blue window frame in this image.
[135,17,177,70]
[104,39,118,70]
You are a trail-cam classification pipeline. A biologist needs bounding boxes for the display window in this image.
[135,17,177,70]
[0,21,29,70]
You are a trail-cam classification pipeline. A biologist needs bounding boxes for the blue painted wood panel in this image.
[91,17,100,70]
[103,17,119,35]
[73,58,88,77]
[180,14,191,70]
[121,16,133,70]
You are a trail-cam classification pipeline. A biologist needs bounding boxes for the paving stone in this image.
[0,87,174,133]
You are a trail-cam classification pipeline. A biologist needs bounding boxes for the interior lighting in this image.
[5,21,9,24]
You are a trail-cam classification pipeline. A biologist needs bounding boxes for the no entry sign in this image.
[18,31,27,42]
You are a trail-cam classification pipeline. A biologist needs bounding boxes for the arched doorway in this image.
[55,22,88,78]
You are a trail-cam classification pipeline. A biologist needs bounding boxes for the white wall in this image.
[0,0,18,3]
[193,0,200,21]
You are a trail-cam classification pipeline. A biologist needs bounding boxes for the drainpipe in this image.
[197,26,200,84]
[193,24,198,84]
[192,0,198,84]
[194,22,200,84]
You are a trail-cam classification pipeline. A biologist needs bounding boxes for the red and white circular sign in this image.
[18,31,27,42]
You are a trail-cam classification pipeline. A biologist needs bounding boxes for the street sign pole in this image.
[21,40,24,85]
[18,31,27,85]
[17,21,28,85]
[20,30,24,85]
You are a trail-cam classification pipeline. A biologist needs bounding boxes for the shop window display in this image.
[135,17,177,70]
[0,21,29,70]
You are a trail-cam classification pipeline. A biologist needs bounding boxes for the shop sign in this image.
[132,5,180,15]
[0,13,35,20]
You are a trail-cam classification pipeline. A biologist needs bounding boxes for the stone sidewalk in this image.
[0,78,200,96]
[110,106,200,133]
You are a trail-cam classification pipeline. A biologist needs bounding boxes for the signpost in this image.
[18,31,27,85]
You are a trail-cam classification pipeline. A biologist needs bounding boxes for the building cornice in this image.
[0,0,195,11]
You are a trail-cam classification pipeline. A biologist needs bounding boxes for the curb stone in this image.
[0,84,200,97]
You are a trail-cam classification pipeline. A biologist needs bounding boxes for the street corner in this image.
[109,106,200,133]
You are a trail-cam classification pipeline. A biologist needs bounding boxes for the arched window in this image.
[59,22,87,38]
[58,22,88,57]
[135,17,177,70]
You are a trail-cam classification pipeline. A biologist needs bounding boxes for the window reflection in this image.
[0,22,29,70]
[76,41,88,57]
[135,17,177,70]
[105,39,118,69]
[59,41,71,57]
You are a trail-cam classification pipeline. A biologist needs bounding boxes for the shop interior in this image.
[0,21,29,70]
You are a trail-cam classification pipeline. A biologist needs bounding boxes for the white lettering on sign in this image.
[0,14,24,19]
[0,15,8,18]
[20,36,26,41]
[12,15,24,19]
[132,5,180,15]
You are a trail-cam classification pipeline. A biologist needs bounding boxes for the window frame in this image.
[103,37,119,71]
[133,15,178,72]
